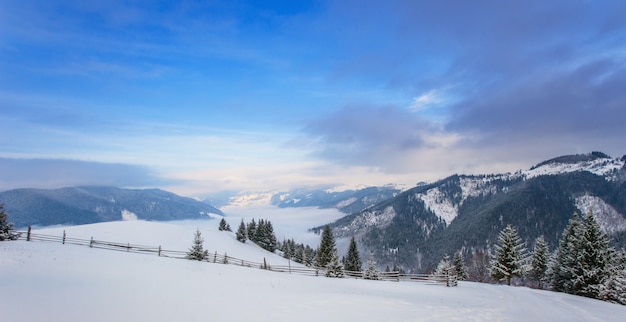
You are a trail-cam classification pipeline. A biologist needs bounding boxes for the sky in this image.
[1,0,625,198]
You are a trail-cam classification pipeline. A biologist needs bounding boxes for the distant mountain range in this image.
[220,185,405,214]
[314,152,626,273]
[0,186,223,228]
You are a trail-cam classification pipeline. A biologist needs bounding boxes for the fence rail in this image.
[10,228,456,286]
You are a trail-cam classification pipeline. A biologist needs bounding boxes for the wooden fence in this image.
[10,227,457,286]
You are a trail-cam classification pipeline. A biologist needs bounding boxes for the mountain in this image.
[223,185,404,213]
[318,152,626,273]
[0,186,223,228]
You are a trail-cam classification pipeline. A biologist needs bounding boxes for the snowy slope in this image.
[2,219,626,322]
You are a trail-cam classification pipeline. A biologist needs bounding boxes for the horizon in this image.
[2,1,625,198]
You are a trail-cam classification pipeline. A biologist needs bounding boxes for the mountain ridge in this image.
[0,186,223,228]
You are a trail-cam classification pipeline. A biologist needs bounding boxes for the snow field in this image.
[2,219,626,322]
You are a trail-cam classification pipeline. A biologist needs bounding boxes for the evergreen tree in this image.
[0,204,19,241]
[530,235,550,289]
[236,219,247,242]
[600,250,626,305]
[254,219,277,252]
[552,213,585,293]
[490,224,528,285]
[247,219,257,242]
[453,251,468,281]
[552,212,615,299]
[577,212,614,299]
[364,251,380,280]
[187,229,208,261]
[218,218,231,231]
[434,254,454,277]
[344,236,362,272]
[316,224,336,267]
[325,249,344,278]
[304,245,315,266]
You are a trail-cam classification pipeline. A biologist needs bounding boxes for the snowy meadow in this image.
[1,207,626,322]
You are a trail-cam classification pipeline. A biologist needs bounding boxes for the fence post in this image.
[288,258,291,273]
[127,242,130,252]
[214,251,217,263]
[158,246,162,257]
[263,257,267,270]
[62,230,66,244]
[90,237,94,248]
[27,225,31,241]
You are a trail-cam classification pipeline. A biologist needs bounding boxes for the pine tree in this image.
[434,254,454,277]
[218,218,231,231]
[577,212,614,299]
[364,251,380,280]
[453,251,468,281]
[247,219,257,242]
[344,236,362,272]
[236,219,247,242]
[530,235,550,289]
[325,249,344,278]
[490,224,528,286]
[316,224,336,267]
[187,229,208,261]
[552,213,585,293]
[552,212,615,299]
[255,220,277,252]
[600,250,626,305]
[0,204,19,241]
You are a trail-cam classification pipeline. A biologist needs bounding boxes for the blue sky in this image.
[1,0,625,197]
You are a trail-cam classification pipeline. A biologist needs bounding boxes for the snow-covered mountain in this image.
[0,186,223,228]
[322,152,626,273]
[223,185,404,214]
[2,220,625,321]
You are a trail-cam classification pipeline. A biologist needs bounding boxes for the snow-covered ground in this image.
[2,211,626,321]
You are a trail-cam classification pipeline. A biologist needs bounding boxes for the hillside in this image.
[320,153,626,273]
[2,220,625,321]
[0,186,223,228]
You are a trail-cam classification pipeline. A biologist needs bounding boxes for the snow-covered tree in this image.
[325,249,344,278]
[236,219,247,242]
[552,212,615,299]
[577,212,614,299]
[363,251,380,280]
[600,250,626,305]
[316,225,336,267]
[434,254,454,277]
[344,236,362,272]
[218,218,231,231]
[530,235,550,289]
[187,229,208,261]
[247,219,257,242]
[0,204,20,241]
[490,224,528,286]
[255,219,277,252]
[552,213,584,293]
[453,251,468,281]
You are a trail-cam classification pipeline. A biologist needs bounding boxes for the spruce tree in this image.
[236,219,247,242]
[530,235,550,289]
[490,224,528,286]
[325,249,344,278]
[552,213,584,293]
[218,218,231,231]
[364,251,380,280]
[577,212,613,299]
[600,250,626,305]
[247,219,257,243]
[187,229,208,261]
[453,251,468,281]
[344,236,362,272]
[316,224,336,267]
[0,204,19,241]
[434,254,454,277]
